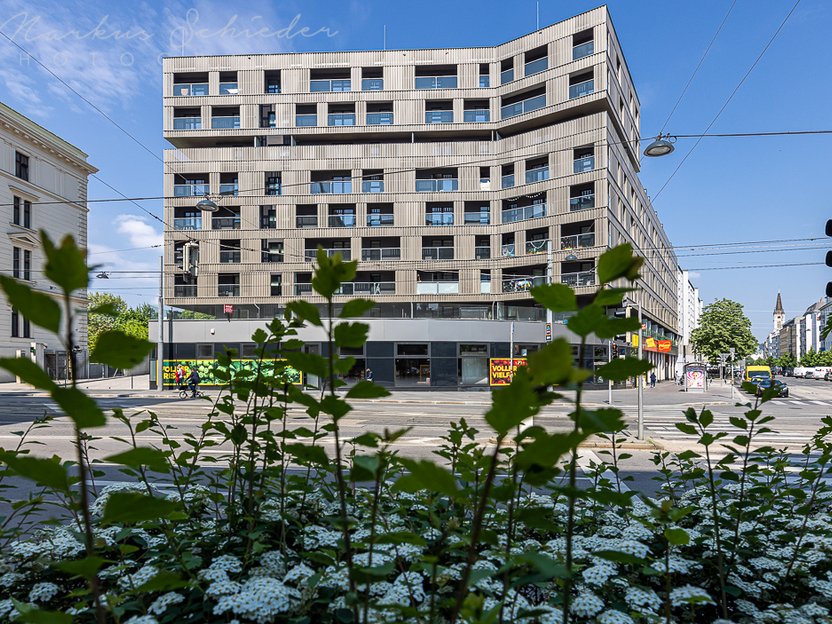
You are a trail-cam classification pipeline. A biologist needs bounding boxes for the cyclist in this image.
[187,367,201,398]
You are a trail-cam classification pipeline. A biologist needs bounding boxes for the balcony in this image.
[463,109,490,123]
[501,243,516,257]
[212,217,240,230]
[481,279,491,294]
[524,57,548,77]
[367,112,393,125]
[501,174,515,189]
[296,215,318,228]
[561,233,595,250]
[416,179,458,192]
[425,213,454,226]
[306,248,351,261]
[422,247,454,260]
[328,214,356,227]
[500,68,514,84]
[475,246,491,260]
[295,283,313,295]
[174,285,197,297]
[337,282,396,295]
[464,211,490,225]
[219,250,240,263]
[311,181,352,194]
[173,117,201,130]
[218,285,240,297]
[502,204,546,224]
[174,183,209,197]
[310,79,351,92]
[362,180,384,193]
[526,239,549,254]
[573,41,594,60]
[503,276,547,293]
[362,78,384,91]
[212,116,240,129]
[479,75,490,87]
[173,217,201,230]
[561,270,596,287]
[219,183,238,196]
[173,82,208,96]
[296,114,317,127]
[219,82,238,95]
[367,213,394,227]
[328,113,356,126]
[573,155,595,173]
[415,76,457,89]
[525,167,549,184]
[425,111,453,124]
[416,281,459,295]
[569,194,595,211]
[568,79,594,99]
[361,247,401,261]
[501,94,546,119]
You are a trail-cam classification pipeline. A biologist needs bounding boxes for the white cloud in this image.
[687,271,702,280]
[114,214,162,247]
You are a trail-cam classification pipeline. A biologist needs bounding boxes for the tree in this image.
[88,292,155,360]
[776,353,797,368]
[689,299,758,363]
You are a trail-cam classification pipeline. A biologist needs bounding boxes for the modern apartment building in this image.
[676,268,702,362]
[0,102,97,381]
[159,6,680,387]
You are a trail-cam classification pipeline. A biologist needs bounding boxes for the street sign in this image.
[223,304,234,315]
[545,322,552,342]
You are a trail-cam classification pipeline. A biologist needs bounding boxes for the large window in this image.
[12,247,30,280]
[12,196,31,229]
[395,343,430,387]
[15,151,29,181]
[459,344,489,385]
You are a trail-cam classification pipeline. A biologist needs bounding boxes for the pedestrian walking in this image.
[650,372,656,388]
[174,364,185,389]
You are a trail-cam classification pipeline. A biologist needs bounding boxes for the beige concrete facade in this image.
[162,6,678,340]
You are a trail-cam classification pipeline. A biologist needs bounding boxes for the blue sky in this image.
[1,0,829,340]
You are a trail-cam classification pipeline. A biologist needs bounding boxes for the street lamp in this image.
[196,194,219,213]
[643,134,675,158]
[623,297,644,440]
[564,252,578,261]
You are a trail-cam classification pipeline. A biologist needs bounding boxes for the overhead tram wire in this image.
[651,0,804,202]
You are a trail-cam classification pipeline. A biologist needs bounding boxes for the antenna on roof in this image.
[536,1,540,30]
[383,24,387,50]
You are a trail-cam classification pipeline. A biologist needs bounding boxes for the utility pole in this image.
[509,321,515,381]
[637,301,644,440]
[608,339,613,405]
[546,239,553,328]
[157,255,164,391]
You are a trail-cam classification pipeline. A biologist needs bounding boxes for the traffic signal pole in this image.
[608,339,613,405]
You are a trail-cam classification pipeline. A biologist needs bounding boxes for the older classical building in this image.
[157,7,680,388]
[0,102,97,381]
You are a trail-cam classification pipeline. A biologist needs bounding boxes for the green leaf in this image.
[593,287,635,307]
[284,443,330,466]
[394,459,459,498]
[597,243,644,284]
[346,381,390,399]
[334,322,369,348]
[91,331,153,369]
[527,338,573,386]
[371,531,427,547]
[675,423,697,435]
[104,447,169,472]
[582,408,626,435]
[13,603,72,624]
[729,417,747,430]
[54,556,108,579]
[89,301,121,316]
[593,315,641,340]
[594,550,645,565]
[485,368,540,436]
[51,387,106,428]
[340,298,376,318]
[664,527,690,546]
[563,304,604,338]
[285,300,322,327]
[134,570,189,593]
[516,506,555,530]
[530,283,577,312]
[515,430,580,471]
[0,452,70,493]
[351,454,380,481]
[700,410,714,428]
[251,328,268,344]
[101,492,181,525]
[41,231,88,293]
[283,351,328,379]
[595,358,652,381]
[0,358,57,391]
[0,276,61,334]
[321,395,351,420]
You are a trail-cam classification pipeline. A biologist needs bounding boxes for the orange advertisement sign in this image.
[489,358,528,386]
[657,340,672,353]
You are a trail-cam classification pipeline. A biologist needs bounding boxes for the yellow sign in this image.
[489,358,528,386]
[631,335,638,347]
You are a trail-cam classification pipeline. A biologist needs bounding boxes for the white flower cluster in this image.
[213,576,299,623]
[302,524,341,549]
[118,565,158,591]
[669,585,714,607]
[89,482,148,517]
[28,581,60,603]
[147,592,185,615]
[570,591,604,618]
[123,616,159,624]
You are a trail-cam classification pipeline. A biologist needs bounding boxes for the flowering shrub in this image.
[1,235,831,624]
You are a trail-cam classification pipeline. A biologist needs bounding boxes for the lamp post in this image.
[624,297,644,440]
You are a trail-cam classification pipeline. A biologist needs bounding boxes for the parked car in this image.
[755,379,790,398]
[782,367,794,377]
[794,367,809,379]
[813,367,832,380]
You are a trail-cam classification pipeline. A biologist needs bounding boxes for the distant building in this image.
[820,299,832,353]
[0,102,97,381]
[763,292,785,358]
[779,318,797,360]
[676,268,702,360]
[799,298,826,358]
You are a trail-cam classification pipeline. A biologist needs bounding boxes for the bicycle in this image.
[178,386,205,399]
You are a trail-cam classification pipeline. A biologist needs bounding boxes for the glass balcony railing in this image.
[219,250,240,263]
[174,183,209,197]
[561,233,595,250]
[173,117,201,130]
[174,285,197,297]
[416,282,459,295]
[352,282,395,295]
[219,183,238,196]
[524,57,548,77]
[218,284,240,297]
[362,180,384,193]
[311,181,352,194]
[572,41,594,60]
[219,82,238,95]
[425,110,453,124]
[212,116,240,129]
[422,247,454,260]
[463,109,490,123]
[266,82,281,94]
[561,270,596,287]
[367,213,394,227]
[525,167,549,183]
[501,243,516,257]
[328,113,356,126]
[474,246,491,259]
[569,194,595,211]
[310,79,351,92]
[295,283,313,295]
[568,79,595,99]
[367,112,393,125]
[296,216,318,228]
[479,75,490,87]
[173,82,208,96]
[500,68,514,84]
[296,114,317,127]
[415,178,458,192]
[306,248,351,261]
[425,213,454,226]
[464,212,490,225]
[212,217,240,230]
[502,174,515,189]
[503,275,546,293]
[173,217,201,230]
[502,203,546,224]
[501,94,546,119]
[481,280,491,294]
[415,76,457,89]
[526,239,549,254]
[328,214,356,227]
[573,155,595,173]
[362,78,384,91]
[361,248,401,261]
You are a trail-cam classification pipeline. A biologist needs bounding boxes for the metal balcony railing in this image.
[474,246,491,259]
[572,41,594,60]
[211,116,240,129]
[501,94,546,119]
[219,183,238,196]
[311,181,352,194]
[415,76,457,89]
[366,112,393,125]
[296,216,318,228]
[561,270,596,287]
[174,183,209,197]
[361,248,401,261]
[425,213,454,226]
[415,178,458,192]
[362,78,384,91]
[501,174,515,188]
[569,194,595,211]
[367,214,394,227]
[212,217,240,230]
[500,68,514,84]
[328,214,356,227]
[524,57,548,77]
[464,212,490,225]
[306,248,351,261]
[503,276,547,293]
[310,79,351,92]
[463,109,490,123]
[328,113,356,126]
[362,180,384,193]
[422,247,454,260]
[502,203,546,223]
[425,110,453,124]
[568,79,594,99]
[219,250,240,263]
[525,167,549,183]
[501,243,516,257]
[296,114,317,127]
[560,233,595,250]
[337,282,396,295]
[525,239,549,254]
[174,285,197,297]
[295,283,313,295]
[173,117,201,130]
[173,217,201,230]
[573,155,595,173]
[219,82,238,95]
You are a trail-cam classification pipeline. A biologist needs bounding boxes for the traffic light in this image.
[183,242,199,283]
[827,220,832,297]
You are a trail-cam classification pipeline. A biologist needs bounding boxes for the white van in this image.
[793,367,809,379]
[814,366,832,380]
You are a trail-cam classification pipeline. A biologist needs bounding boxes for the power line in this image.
[88,245,162,256]
[652,0,803,202]
[689,261,822,271]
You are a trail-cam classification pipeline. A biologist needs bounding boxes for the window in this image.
[415,65,457,89]
[15,151,29,181]
[525,156,549,183]
[367,203,393,227]
[13,247,19,279]
[270,274,282,296]
[573,146,595,173]
[569,71,594,99]
[196,344,214,359]
[218,274,240,297]
[22,317,30,339]
[261,240,284,263]
[465,202,490,225]
[12,196,30,227]
[260,105,276,128]
[501,86,546,119]
[362,170,384,193]
[524,46,548,77]
[296,205,318,228]
[573,29,594,60]
[328,204,356,227]
[501,164,515,189]
[296,104,317,127]
[219,71,238,95]
[23,249,30,281]
[479,167,490,190]
[479,64,490,87]
[311,172,351,194]
[264,70,281,94]
[328,104,356,126]
[310,70,351,92]
[10,308,18,338]
[425,203,454,226]
[367,102,394,125]
[265,172,281,196]
[260,205,276,229]
[500,58,514,84]
[425,101,453,124]
[362,67,383,91]
[463,100,490,123]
